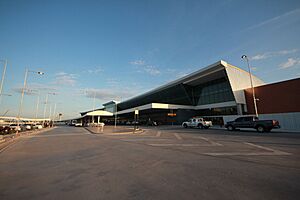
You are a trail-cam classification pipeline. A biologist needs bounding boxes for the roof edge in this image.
[121,60,226,104]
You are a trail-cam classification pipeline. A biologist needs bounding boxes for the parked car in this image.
[9,124,21,132]
[225,116,280,133]
[182,117,213,129]
[23,124,32,130]
[33,124,43,129]
[0,125,12,134]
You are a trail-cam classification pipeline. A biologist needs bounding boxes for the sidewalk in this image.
[85,125,143,135]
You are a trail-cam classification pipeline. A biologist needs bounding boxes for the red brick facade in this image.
[244,78,300,114]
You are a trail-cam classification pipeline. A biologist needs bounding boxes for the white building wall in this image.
[259,112,300,131]
[223,61,265,104]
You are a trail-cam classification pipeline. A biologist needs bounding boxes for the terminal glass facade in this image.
[118,76,235,111]
[194,78,235,105]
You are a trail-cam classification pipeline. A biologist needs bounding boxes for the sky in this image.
[0,0,300,119]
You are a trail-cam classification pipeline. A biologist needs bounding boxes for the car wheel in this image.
[227,125,234,131]
[256,126,265,133]
[183,124,188,128]
[204,126,209,129]
[198,124,203,129]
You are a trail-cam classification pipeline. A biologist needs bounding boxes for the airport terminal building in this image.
[102,60,265,125]
[78,60,299,131]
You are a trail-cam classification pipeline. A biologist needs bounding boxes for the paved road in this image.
[0,126,299,200]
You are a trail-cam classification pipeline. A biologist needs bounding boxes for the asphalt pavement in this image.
[0,126,299,200]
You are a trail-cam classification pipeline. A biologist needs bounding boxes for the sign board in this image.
[134,110,139,115]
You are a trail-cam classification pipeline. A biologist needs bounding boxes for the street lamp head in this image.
[241,55,248,59]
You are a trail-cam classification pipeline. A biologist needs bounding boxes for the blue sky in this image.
[0,0,300,119]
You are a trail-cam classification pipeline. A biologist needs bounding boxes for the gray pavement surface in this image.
[85,125,142,134]
[0,126,299,200]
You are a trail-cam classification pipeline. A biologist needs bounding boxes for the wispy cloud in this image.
[246,8,300,31]
[12,87,40,96]
[165,67,195,78]
[143,65,161,76]
[106,78,119,87]
[85,67,104,74]
[83,88,137,102]
[54,72,78,86]
[279,58,300,69]
[27,83,58,91]
[129,60,145,65]
[251,49,298,60]
[12,83,58,95]
[130,59,161,76]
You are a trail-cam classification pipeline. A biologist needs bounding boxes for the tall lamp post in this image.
[114,101,118,128]
[17,69,44,132]
[241,55,258,117]
[114,97,121,128]
[35,90,40,119]
[43,92,56,126]
[0,59,8,106]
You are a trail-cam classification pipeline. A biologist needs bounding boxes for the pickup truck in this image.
[225,116,280,133]
[182,117,213,129]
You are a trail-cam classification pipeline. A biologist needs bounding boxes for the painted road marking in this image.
[26,133,86,138]
[244,142,291,155]
[156,131,161,137]
[174,133,182,140]
[203,152,291,156]
[121,138,172,142]
[192,136,223,146]
[148,143,202,147]
[203,142,291,156]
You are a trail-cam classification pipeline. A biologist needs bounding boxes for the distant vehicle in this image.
[182,117,213,129]
[225,116,280,133]
[9,124,21,132]
[0,125,12,134]
[33,124,43,129]
[23,124,32,130]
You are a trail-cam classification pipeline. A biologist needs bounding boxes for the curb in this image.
[0,127,55,150]
[84,127,144,135]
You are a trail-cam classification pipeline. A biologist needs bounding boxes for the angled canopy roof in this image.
[120,60,263,104]
[118,60,264,110]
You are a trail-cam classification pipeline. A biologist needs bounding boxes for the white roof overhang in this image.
[117,103,196,115]
[85,110,113,117]
[117,101,238,115]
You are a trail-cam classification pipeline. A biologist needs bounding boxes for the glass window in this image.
[235,117,243,122]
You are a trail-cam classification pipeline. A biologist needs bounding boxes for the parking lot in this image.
[0,126,299,200]
[103,126,299,165]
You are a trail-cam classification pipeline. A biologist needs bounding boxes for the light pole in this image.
[52,102,57,125]
[92,91,96,124]
[114,101,118,128]
[35,90,40,119]
[17,69,44,132]
[242,55,258,117]
[0,59,8,106]
[114,98,121,128]
[43,92,56,126]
